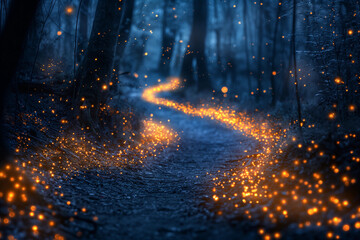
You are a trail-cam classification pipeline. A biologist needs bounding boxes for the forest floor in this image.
[1,75,360,240]
[74,94,258,239]
[1,76,260,239]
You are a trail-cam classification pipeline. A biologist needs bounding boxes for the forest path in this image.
[62,79,259,239]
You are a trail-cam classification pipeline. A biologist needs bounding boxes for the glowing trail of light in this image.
[143,78,360,239]
[142,77,287,237]
[142,77,281,145]
[142,77,279,200]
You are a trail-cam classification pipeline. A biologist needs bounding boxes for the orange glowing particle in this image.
[332,217,342,226]
[343,224,350,231]
[65,6,74,15]
[348,29,353,35]
[66,201,71,205]
[7,192,14,202]
[57,31,62,36]
[274,232,281,239]
[264,234,271,240]
[272,71,277,76]
[355,222,360,229]
[328,112,335,119]
[334,77,342,84]
[32,225,38,231]
[348,105,356,112]
[221,86,228,94]
[102,84,108,90]
[213,195,219,201]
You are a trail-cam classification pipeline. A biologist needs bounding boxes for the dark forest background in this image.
[1,0,359,144]
[1,0,360,239]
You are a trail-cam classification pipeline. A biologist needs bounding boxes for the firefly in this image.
[349,105,356,112]
[334,77,342,84]
[65,6,74,15]
[221,86,228,94]
[328,112,336,119]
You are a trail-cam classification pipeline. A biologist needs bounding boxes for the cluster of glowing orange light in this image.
[142,77,281,144]
[142,78,360,239]
[1,107,178,238]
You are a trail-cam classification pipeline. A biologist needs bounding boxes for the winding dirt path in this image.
[58,79,260,239]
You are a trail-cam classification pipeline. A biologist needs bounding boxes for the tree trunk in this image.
[269,0,282,106]
[243,0,252,94]
[180,0,211,92]
[292,0,303,139]
[222,2,237,88]
[213,0,222,74]
[77,0,90,63]
[134,33,148,72]
[256,3,263,102]
[158,0,176,76]
[0,0,40,164]
[64,1,74,69]
[74,0,124,128]
[113,0,135,75]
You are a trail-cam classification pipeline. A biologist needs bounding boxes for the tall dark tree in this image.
[64,0,74,68]
[28,0,56,81]
[74,0,124,128]
[158,0,176,76]
[269,0,283,106]
[243,0,252,94]
[180,0,211,91]
[113,0,135,75]
[213,0,222,74]
[256,2,264,102]
[222,1,237,87]
[291,0,303,138]
[77,0,91,63]
[134,1,149,72]
[0,0,40,164]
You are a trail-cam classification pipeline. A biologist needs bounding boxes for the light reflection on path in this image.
[142,77,282,145]
[142,77,284,206]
